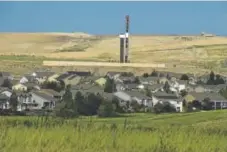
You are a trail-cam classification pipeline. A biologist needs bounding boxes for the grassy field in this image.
[1,33,227,75]
[1,110,227,152]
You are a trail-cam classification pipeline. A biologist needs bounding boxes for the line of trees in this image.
[55,85,117,118]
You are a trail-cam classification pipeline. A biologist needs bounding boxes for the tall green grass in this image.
[1,110,227,152]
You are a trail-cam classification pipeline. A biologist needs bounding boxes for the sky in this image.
[0,1,227,35]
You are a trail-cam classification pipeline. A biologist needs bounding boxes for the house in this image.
[139,76,159,85]
[19,74,37,84]
[0,94,10,109]
[31,91,58,110]
[39,89,62,101]
[152,91,183,112]
[82,76,101,84]
[171,80,188,92]
[23,83,40,91]
[113,91,152,107]
[95,77,107,87]
[0,72,13,80]
[158,77,169,84]
[116,76,136,84]
[197,74,210,84]
[63,75,81,86]
[184,92,227,109]
[124,83,144,91]
[106,71,124,80]
[67,71,91,77]
[12,83,28,91]
[146,84,163,93]
[158,71,183,81]
[31,71,55,84]
[47,73,60,83]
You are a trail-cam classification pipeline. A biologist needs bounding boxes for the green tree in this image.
[143,73,149,78]
[134,76,140,84]
[9,91,18,112]
[145,88,152,97]
[201,97,213,110]
[2,79,12,89]
[163,81,170,93]
[180,90,188,97]
[150,69,158,77]
[215,74,225,85]
[112,97,124,113]
[207,71,215,85]
[56,84,77,118]
[98,102,115,117]
[104,77,116,93]
[180,74,189,80]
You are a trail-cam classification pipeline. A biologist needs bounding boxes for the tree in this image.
[215,74,225,85]
[150,69,158,77]
[9,91,18,112]
[112,97,124,113]
[98,102,115,117]
[180,90,188,97]
[145,88,152,97]
[130,100,142,112]
[56,84,78,118]
[201,97,213,110]
[207,71,215,85]
[153,102,176,114]
[143,73,149,78]
[163,81,170,93]
[104,77,116,93]
[134,76,140,84]
[42,81,64,92]
[180,74,189,80]
[74,91,85,115]
[2,79,12,89]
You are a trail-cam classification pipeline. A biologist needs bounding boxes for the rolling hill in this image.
[1,32,227,74]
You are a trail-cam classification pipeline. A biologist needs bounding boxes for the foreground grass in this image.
[1,110,227,152]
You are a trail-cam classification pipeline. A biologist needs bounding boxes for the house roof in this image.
[153,91,179,99]
[0,78,4,85]
[57,73,72,80]
[32,91,57,102]
[39,89,61,97]
[23,74,36,82]
[114,91,131,101]
[23,83,38,88]
[0,72,11,77]
[106,71,123,77]
[146,84,163,90]
[67,71,91,76]
[139,76,159,82]
[125,91,152,100]
[0,93,9,100]
[34,72,55,78]
[125,83,140,89]
[189,92,227,101]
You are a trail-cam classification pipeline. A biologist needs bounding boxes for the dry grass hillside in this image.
[1,32,227,75]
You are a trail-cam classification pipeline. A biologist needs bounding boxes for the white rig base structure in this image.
[119,15,130,63]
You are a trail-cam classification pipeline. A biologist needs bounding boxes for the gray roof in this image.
[146,84,163,90]
[40,89,61,97]
[0,93,9,101]
[114,91,131,101]
[34,72,55,78]
[125,91,152,100]
[139,76,159,82]
[0,72,11,77]
[189,92,227,101]
[125,83,140,89]
[32,91,57,102]
[153,91,179,99]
